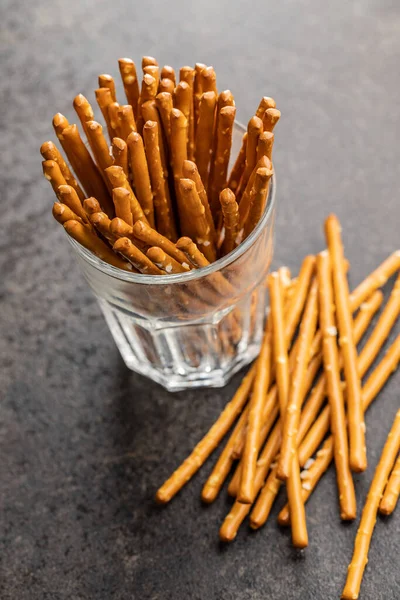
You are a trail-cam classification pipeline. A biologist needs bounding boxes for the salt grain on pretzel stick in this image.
[42,159,67,198]
[113,237,163,275]
[52,202,84,226]
[208,105,236,219]
[127,131,155,227]
[64,220,131,270]
[85,121,114,175]
[220,188,239,256]
[235,116,263,203]
[156,364,257,503]
[108,102,122,139]
[325,214,366,472]
[179,66,195,159]
[133,220,189,266]
[255,97,277,119]
[118,105,137,140]
[112,188,133,227]
[342,409,400,600]
[118,58,140,118]
[99,74,117,102]
[317,250,356,519]
[263,108,281,132]
[105,166,147,224]
[257,131,274,162]
[194,92,217,187]
[170,108,188,199]
[143,120,177,240]
[40,141,85,202]
[95,87,115,141]
[147,247,189,274]
[178,179,216,262]
[58,185,90,224]
[182,160,216,242]
[379,454,400,515]
[73,94,95,137]
[111,138,129,177]
[227,133,247,195]
[243,167,273,239]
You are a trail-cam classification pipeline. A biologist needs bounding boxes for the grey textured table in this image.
[1,1,399,598]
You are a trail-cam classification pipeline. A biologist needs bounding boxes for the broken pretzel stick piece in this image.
[379,454,400,516]
[147,246,189,274]
[64,220,130,270]
[127,131,155,227]
[112,188,133,227]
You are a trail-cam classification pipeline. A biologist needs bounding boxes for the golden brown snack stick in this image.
[379,455,400,515]
[156,91,173,143]
[158,78,175,95]
[208,105,236,219]
[349,251,400,308]
[118,105,137,140]
[141,99,169,180]
[193,62,206,127]
[182,160,216,242]
[52,112,70,139]
[177,179,216,262]
[42,159,67,198]
[342,410,400,600]
[243,166,273,239]
[194,92,217,186]
[278,279,319,480]
[85,120,114,175]
[208,91,235,195]
[156,364,257,503]
[179,66,195,159]
[133,220,189,266]
[257,131,274,162]
[64,220,130,270]
[325,214,366,472]
[83,197,102,215]
[142,56,158,69]
[111,138,129,177]
[160,65,175,83]
[58,185,90,224]
[227,133,247,195]
[95,87,115,141]
[40,141,85,202]
[262,108,281,132]
[317,251,356,520]
[112,187,133,227]
[143,120,177,240]
[109,218,147,252]
[73,94,95,137]
[285,255,316,344]
[88,211,116,243]
[201,66,217,94]
[104,166,148,224]
[279,335,400,527]
[235,116,263,203]
[140,74,158,113]
[238,321,272,503]
[255,96,277,119]
[127,131,155,227]
[60,124,113,216]
[52,202,83,226]
[99,74,116,102]
[108,102,122,139]
[220,188,239,256]
[111,185,146,225]
[143,65,160,89]
[174,81,192,156]
[118,58,140,118]
[170,108,188,200]
[113,237,162,274]
[237,156,270,230]
[147,246,189,274]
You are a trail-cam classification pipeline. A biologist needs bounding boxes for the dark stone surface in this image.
[1,0,399,598]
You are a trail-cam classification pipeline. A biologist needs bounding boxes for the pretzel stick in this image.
[99,74,117,102]
[95,87,115,141]
[317,250,356,519]
[156,364,257,503]
[379,454,400,515]
[83,197,102,215]
[349,250,400,307]
[58,185,90,224]
[133,220,189,266]
[227,133,247,195]
[174,81,192,156]
[170,108,188,201]
[156,91,173,147]
[85,121,114,175]
[111,138,129,177]
[73,94,94,137]
[52,112,70,139]
[194,92,217,187]
[160,65,175,83]
[42,159,67,198]
[208,90,235,199]
[108,102,122,138]
[142,56,158,69]
[255,97,277,119]
[182,160,216,242]
[147,247,189,274]
[64,220,130,270]
[52,202,84,225]
[243,166,273,239]
[342,409,400,600]
[257,131,274,162]
[127,131,155,227]
[138,74,158,127]
[118,58,140,118]
[178,179,216,262]
[193,62,206,126]
[325,214,366,472]
[179,66,195,160]
[118,105,137,140]
[40,141,85,202]
[113,237,163,274]
[141,99,169,181]
[237,155,270,230]
[60,124,113,217]
[220,188,239,256]
[112,187,133,227]
[143,120,177,241]
[235,116,263,203]
[109,218,147,251]
[158,78,175,94]
[208,106,236,220]
[105,166,148,224]
[143,65,160,89]
[88,212,116,243]
[263,108,281,132]
[278,335,400,527]
[201,66,217,94]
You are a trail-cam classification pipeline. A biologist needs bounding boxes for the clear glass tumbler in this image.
[67,123,276,391]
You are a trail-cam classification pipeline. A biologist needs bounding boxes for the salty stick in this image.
[158,78,175,94]
[278,279,319,480]
[179,66,195,160]
[255,97,277,119]
[108,102,122,139]
[109,218,147,251]
[85,121,114,174]
[208,90,235,195]
[64,220,130,270]
[193,63,206,125]
[238,320,272,503]
[88,212,116,243]
[113,237,163,275]
[118,58,140,118]
[104,166,148,224]
[156,91,173,145]
[42,159,67,198]
[208,106,236,219]
[147,247,189,274]
[177,179,216,262]
[58,185,90,224]
[111,138,129,177]
[127,131,155,227]
[237,156,270,230]
[262,108,281,132]
[235,116,263,203]
[40,141,85,202]
[111,186,146,225]
[325,214,366,472]
[143,65,160,89]
[143,120,177,240]
[349,250,400,308]
[52,202,84,226]
[95,87,115,141]
[160,65,175,83]
[156,364,257,503]
[257,131,274,162]
[182,160,216,242]
[112,187,133,227]
[342,409,400,600]
[201,66,217,94]
[73,94,94,137]
[174,81,192,156]
[133,220,189,266]
[143,56,158,69]
[227,133,247,195]
[317,250,356,519]
[52,112,70,139]
[194,92,217,187]
[139,74,158,114]
[99,74,117,102]
[83,197,102,215]
[243,167,273,239]
[170,108,188,199]
[119,105,137,140]
[379,455,400,515]
[220,188,239,256]
[141,99,169,180]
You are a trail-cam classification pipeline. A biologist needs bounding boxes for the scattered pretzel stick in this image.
[194,92,217,187]
[349,250,400,308]
[178,179,216,262]
[262,108,281,132]
[243,166,273,239]
[325,214,366,472]
[147,247,189,274]
[64,220,130,270]
[73,94,95,137]
[227,133,247,195]
[257,131,274,162]
[40,141,85,202]
[208,105,236,218]
[119,105,137,140]
[113,237,163,275]
[99,74,117,102]
[105,166,148,224]
[235,116,263,203]
[85,121,114,175]
[118,58,140,118]
[95,87,115,141]
[42,159,67,198]
[58,185,90,224]
[127,131,155,227]
[132,220,189,267]
[220,188,239,256]
[111,138,129,177]
[379,454,400,516]
[342,409,400,600]
[255,97,276,119]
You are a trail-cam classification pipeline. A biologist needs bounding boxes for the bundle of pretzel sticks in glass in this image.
[41,56,278,273]
[156,215,400,600]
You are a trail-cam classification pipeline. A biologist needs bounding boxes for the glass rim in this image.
[68,120,277,286]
